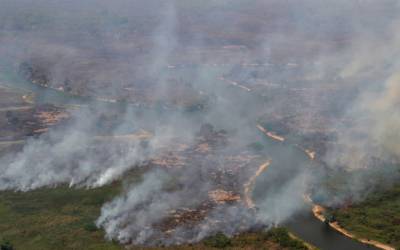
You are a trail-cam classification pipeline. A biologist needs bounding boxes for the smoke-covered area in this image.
[0,106,182,191]
[1,0,400,246]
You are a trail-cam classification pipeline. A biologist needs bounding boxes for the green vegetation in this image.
[322,210,337,224]
[0,183,312,250]
[198,229,312,250]
[263,228,309,250]
[0,239,14,250]
[203,232,232,248]
[0,165,312,250]
[84,222,99,233]
[0,184,123,250]
[330,184,400,249]
[198,228,314,250]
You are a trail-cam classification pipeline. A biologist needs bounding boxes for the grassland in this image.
[0,184,123,250]
[329,184,400,249]
[0,179,310,250]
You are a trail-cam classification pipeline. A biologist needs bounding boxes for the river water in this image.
[286,212,376,250]
[0,70,376,250]
[253,135,376,250]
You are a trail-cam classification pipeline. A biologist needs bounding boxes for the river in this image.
[253,134,376,250]
[0,69,377,250]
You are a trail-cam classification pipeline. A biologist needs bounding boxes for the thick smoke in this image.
[0,0,400,246]
[0,107,152,190]
[320,4,400,166]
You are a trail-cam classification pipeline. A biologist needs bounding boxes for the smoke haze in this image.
[0,0,400,246]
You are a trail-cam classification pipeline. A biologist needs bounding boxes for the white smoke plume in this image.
[0,0,400,247]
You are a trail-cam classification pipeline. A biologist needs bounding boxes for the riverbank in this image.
[288,232,319,250]
[312,204,395,250]
[256,124,286,142]
[0,179,315,250]
[243,160,271,208]
[1,68,390,250]
[256,124,317,162]
[256,122,392,250]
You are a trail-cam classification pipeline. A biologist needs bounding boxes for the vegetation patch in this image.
[0,183,314,250]
[203,232,232,248]
[0,239,14,250]
[330,184,400,249]
[0,184,123,250]
[263,228,309,250]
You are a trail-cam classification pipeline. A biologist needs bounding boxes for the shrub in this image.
[0,240,14,250]
[84,222,98,232]
[203,232,232,248]
[264,228,308,250]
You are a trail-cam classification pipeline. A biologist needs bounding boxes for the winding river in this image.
[0,69,377,250]
[252,135,377,250]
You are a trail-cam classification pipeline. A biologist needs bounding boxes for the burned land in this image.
[1,1,400,250]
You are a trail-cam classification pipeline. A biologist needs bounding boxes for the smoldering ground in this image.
[1,0,400,246]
